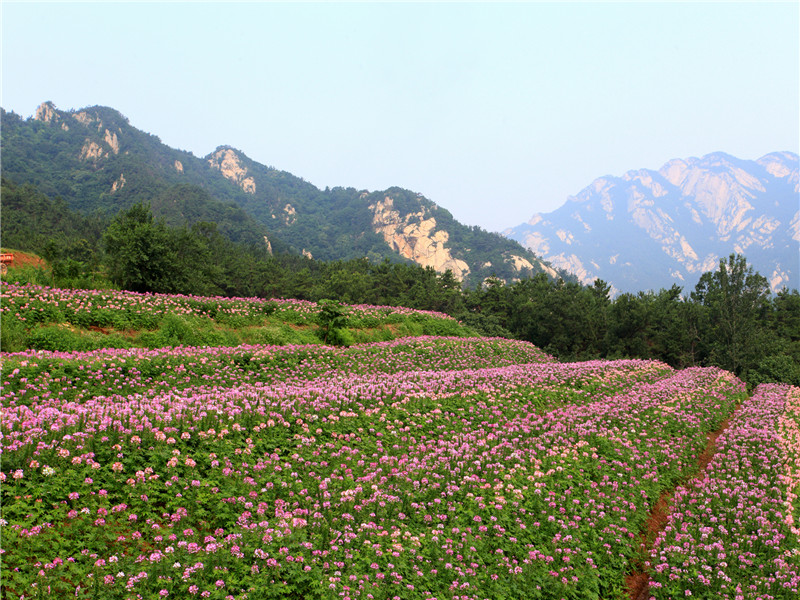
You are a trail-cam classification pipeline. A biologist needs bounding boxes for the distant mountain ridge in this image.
[1,101,563,286]
[505,151,799,294]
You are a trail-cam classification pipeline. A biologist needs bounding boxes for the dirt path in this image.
[624,409,738,600]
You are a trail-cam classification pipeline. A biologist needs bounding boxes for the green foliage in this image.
[27,325,89,352]
[418,315,475,337]
[692,253,771,376]
[102,202,177,293]
[154,313,202,346]
[0,311,27,352]
[456,255,798,386]
[0,263,53,287]
[316,299,350,345]
[746,355,800,387]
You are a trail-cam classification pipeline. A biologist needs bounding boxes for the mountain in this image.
[505,151,799,294]
[1,102,562,286]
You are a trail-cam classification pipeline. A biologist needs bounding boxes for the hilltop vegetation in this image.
[1,103,561,285]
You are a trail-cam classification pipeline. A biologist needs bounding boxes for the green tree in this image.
[605,292,652,359]
[102,203,177,293]
[692,254,770,375]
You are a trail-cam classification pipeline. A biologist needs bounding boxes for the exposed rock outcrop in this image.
[104,129,120,155]
[208,147,256,194]
[34,101,58,123]
[73,111,94,126]
[111,173,126,193]
[79,140,106,162]
[508,254,557,278]
[284,204,297,225]
[369,196,470,280]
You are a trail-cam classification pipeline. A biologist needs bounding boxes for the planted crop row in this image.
[1,352,741,600]
[649,384,800,599]
[1,337,557,408]
[1,283,454,331]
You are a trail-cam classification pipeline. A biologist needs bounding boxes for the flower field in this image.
[0,283,458,340]
[649,384,800,598]
[0,283,456,327]
[0,284,473,352]
[2,299,800,598]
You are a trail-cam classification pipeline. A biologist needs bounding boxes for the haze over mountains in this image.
[505,152,799,294]
[2,101,797,294]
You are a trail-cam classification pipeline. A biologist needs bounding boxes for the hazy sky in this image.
[2,1,798,231]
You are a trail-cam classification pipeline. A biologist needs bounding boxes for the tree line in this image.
[2,181,798,387]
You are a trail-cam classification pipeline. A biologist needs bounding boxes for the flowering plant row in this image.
[1,337,746,600]
[0,283,455,331]
[649,384,800,599]
[1,337,556,408]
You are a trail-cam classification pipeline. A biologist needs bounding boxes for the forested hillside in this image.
[1,102,563,285]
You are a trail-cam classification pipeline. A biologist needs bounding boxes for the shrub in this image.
[316,299,350,346]
[420,317,473,337]
[325,327,355,347]
[27,325,88,352]
[152,314,201,347]
[0,315,27,352]
[746,354,800,387]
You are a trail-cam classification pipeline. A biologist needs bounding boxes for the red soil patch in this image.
[624,409,738,600]
[1,249,47,269]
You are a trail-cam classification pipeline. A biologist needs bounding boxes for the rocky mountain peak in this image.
[34,101,59,123]
[758,152,799,190]
[207,147,256,194]
[506,151,799,294]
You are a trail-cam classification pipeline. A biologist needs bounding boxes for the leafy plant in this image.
[316,299,349,345]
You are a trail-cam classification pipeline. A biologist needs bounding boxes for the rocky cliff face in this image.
[208,147,256,194]
[505,152,799,294]
[34,101,59,123]
[370,196,471,280]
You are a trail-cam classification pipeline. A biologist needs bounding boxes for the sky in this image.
[2,1,798,232]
